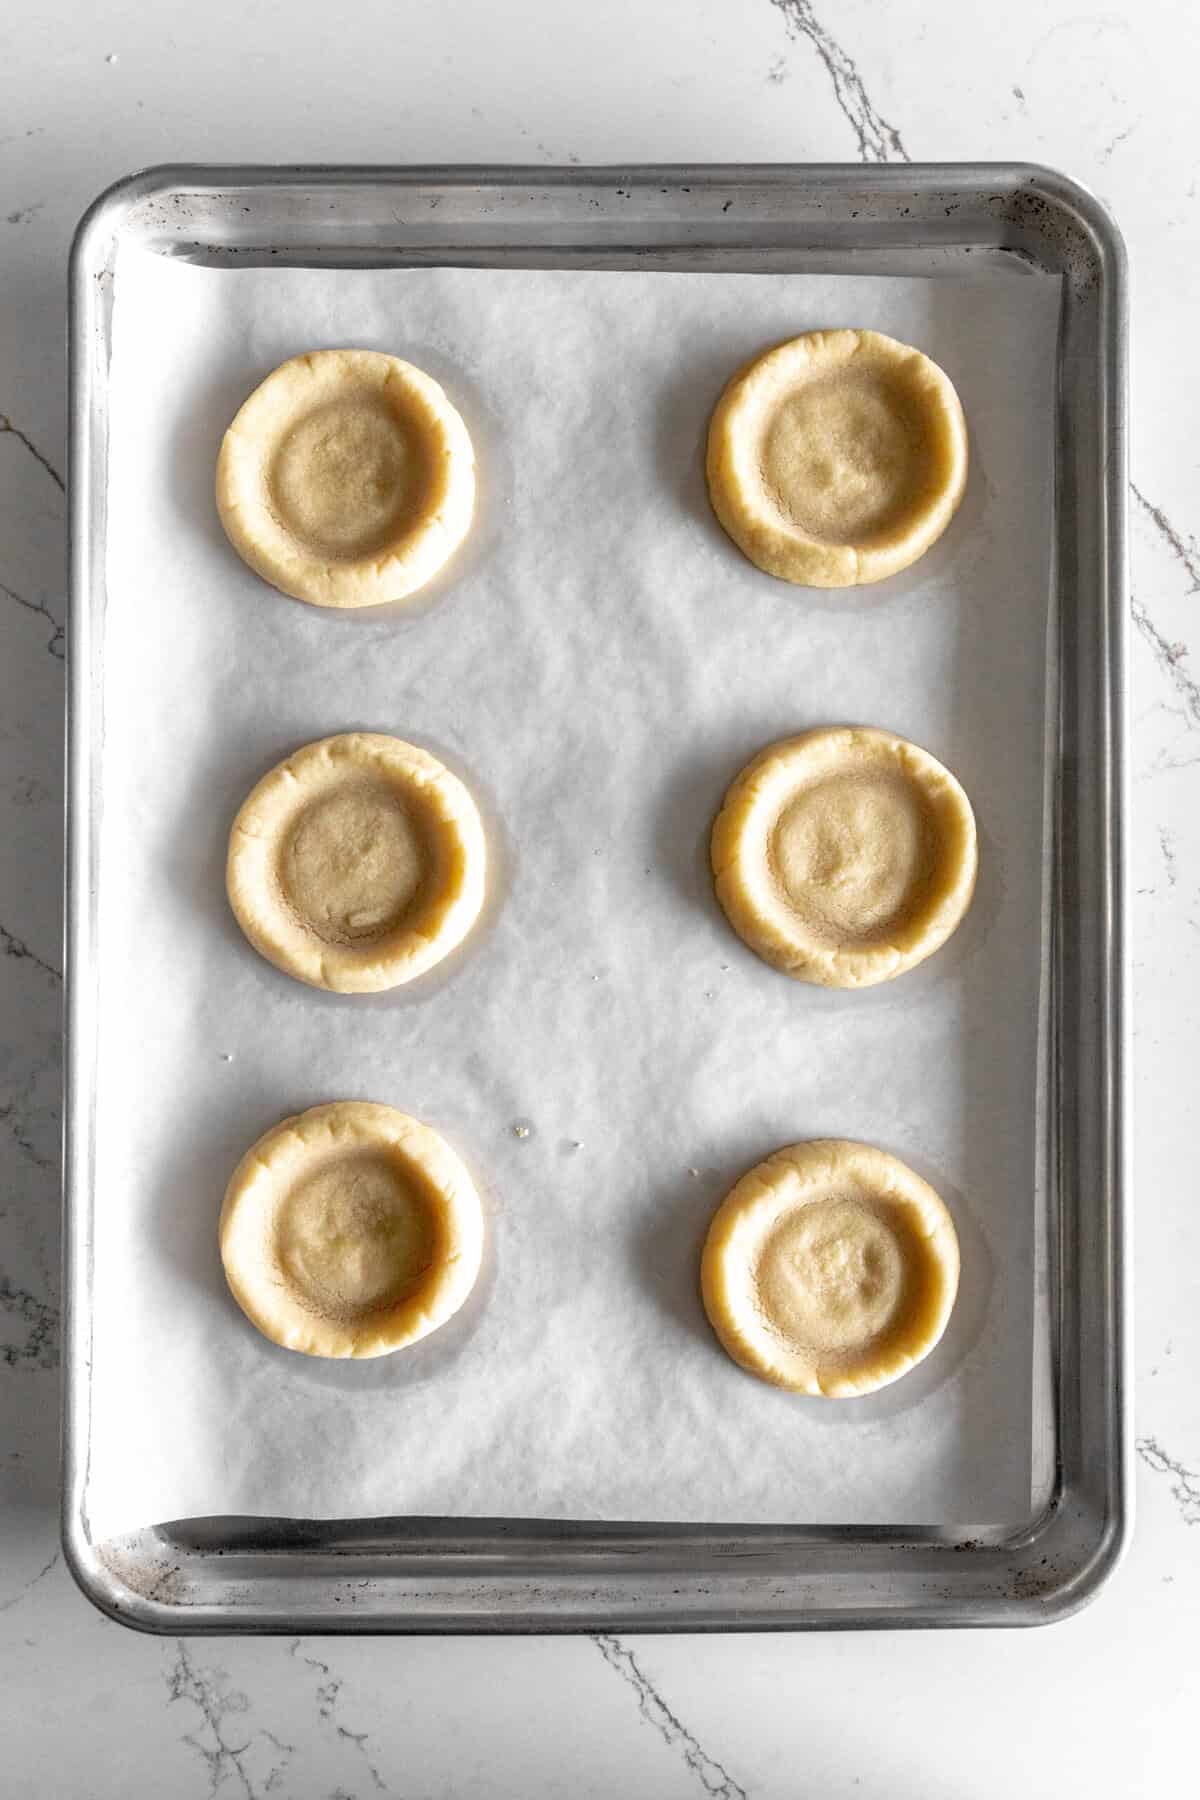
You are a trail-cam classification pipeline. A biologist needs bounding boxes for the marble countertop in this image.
[2,1,1196,1793]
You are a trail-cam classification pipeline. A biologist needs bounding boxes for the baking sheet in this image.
[88,249,1059,1540]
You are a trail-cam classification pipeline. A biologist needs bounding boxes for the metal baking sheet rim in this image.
[62,162,1130,1633]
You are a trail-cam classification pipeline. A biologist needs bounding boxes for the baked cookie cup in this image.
[227,732,486,994]
[706,329,967,588]
[701,1139,960,1398]
[217,348,475,609]
[711,726,977,988]
[220,1101,485,1359]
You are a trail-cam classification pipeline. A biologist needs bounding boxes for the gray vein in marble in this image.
[1131,595,1200,729]
[1144,716,1200,774]
[0,916,61,982]
[1132,483,1200,592]
[0,1275,58,1370]
[167,1641,295,1799]
[289,1642,387,1791]
[0,409,64,491]
[0,575,64,659]
[0,1095,57,1174]
[1159,828,1177,885]
[592,1635,747,1800]
[0,1029,61,1201]
[0,407,66,660]
[1137,1437,1200,1525]
[1101,123,1135,162]
[0,1548,58,1611]
[768,0,909,162]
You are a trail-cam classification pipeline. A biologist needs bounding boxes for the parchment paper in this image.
[88,248,1059,1539]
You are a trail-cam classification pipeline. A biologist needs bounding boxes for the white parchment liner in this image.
[88,252,1059,1536]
